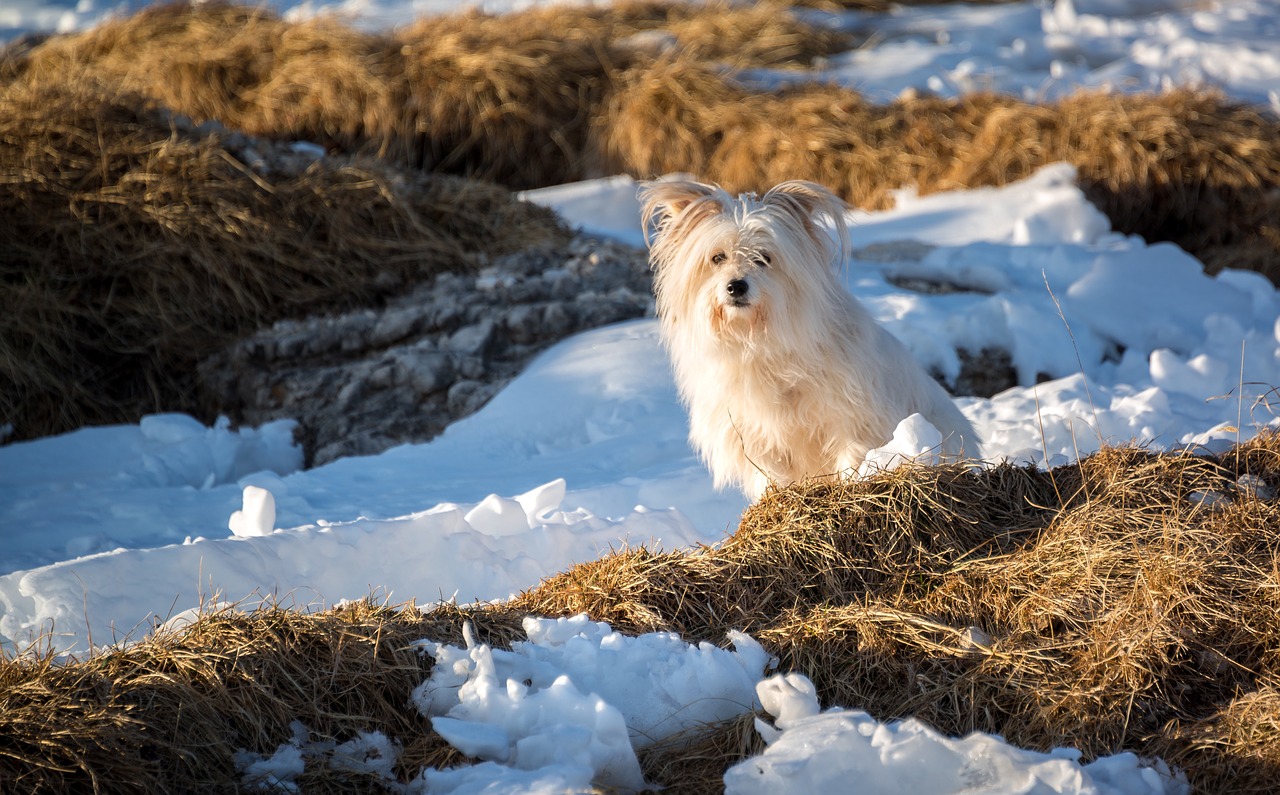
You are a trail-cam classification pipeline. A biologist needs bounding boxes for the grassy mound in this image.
[17,1,848,188]
[515,432,1280,792]
[12,1,1279,283]
[4,436,1279,791]
[0,599,503,792]
[0,71,565,441]
[596,57,1280,282]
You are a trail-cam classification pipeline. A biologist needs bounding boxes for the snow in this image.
[2,169,1275,793]
[412,615,767,790]
[857,413,946,476]
[787,0,1280,113]
[726,673,1185,795]
[234,720,402,792]
[3,0,1280,791]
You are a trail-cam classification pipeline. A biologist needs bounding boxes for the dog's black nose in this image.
[726,279,749,298]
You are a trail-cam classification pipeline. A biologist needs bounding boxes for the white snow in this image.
[726,673,1186,795]
[412,614,766,790]
[228,485,278,538]
[782,0,1280,114]
[234,720,402,792]
[3,0,1280,792]
[856,413,946,476]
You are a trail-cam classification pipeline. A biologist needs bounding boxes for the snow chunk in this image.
[416,760,596,795]
[228,485,277,538]
[139,414,302,489]
[414,616,771,791]
[236,743,305,793]
[726,673,1188,795]
[857,414,945,476]
[234,721,399,791]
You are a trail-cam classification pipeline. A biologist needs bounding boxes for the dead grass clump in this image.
[0,73,565,440]
[637,710,764,793]
[1155,680,1280,794]
[0,598,529,793]
[392,7,619,187]
[16,2,847,189]
[650,0,852,67]
[596,60,1280,283]
[14,3,1278,278]
[19,3,421,162]
[394,1,846,185]
[513,434,1280,791]
[18,3,288,133]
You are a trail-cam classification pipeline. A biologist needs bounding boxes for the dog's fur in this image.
[640,178,978,498]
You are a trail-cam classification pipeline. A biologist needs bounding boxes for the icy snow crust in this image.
[3,0,1280,791]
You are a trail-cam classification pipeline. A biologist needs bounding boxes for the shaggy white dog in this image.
[640,178,978,498]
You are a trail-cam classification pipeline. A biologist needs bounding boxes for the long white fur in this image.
[640,178,979,498]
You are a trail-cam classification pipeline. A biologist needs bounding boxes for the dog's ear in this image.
[639,179,721,241]
[762,180,849,263]
[762,181,847,225]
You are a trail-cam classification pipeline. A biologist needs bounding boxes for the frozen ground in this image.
[2,0,1279,791]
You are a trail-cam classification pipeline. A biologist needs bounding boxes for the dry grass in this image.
[5,437,1278,791]
[0,598,530,793]
[515,433,1280,792]
[16,1,848,188]
[595,57,1280,283]
[9,2,1279,281]
[0,70,565,441]
[18,1,1280,281]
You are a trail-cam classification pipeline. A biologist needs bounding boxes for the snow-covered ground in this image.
[3,1,1279,792]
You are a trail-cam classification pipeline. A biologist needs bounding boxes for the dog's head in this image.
[640,179,849,346]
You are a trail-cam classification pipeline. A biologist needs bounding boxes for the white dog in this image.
[640,178,978,498]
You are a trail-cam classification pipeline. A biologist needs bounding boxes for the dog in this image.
[640,178,978,498]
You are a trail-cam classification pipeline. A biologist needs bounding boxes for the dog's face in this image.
[640,179,849,346]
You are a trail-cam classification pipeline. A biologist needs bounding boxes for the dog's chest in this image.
[722,367,831,439]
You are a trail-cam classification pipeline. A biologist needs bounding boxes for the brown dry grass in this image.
[9,2,1279,280]
[0,70,565,441]
[595,57,1280,283]
[16,1,849,188]
[515,432,1280,792]
[0,598,528,793]
[5,436,1278,792]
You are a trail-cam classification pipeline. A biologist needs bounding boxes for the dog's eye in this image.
[711,251,726,265]
[756,252,772,268]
